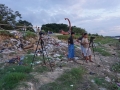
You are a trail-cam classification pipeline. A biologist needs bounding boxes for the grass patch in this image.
[1,72,26,89]
[24,31,36,39]
[94,77,120,90]
[112,63,120,73]
[23,54,42,66]
[39,67,85,90]
[94,37,117,44]
[94,47,111,56]
[94,77,106,86]
[0,30,13,37]
[0,65,32,90]
[34,66,49,73]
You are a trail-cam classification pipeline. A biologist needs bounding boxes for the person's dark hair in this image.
[84,33,87,36]
[71,32,75,35]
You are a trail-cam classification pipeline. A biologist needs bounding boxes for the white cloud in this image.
[1,0,120,36]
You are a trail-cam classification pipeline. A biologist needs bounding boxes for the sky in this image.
[1,0,120,36]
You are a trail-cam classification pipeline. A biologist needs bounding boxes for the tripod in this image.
[31,33,53,71]
[89,40,96,61]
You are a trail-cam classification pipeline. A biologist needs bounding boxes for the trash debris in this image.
[89,72,96,75]
[5,57,19,64]
[117,83,120,87]
[70,85,74,87]
[74,57,79,60]
[105,76,111,82]
[91,79,95,83]
[53,54,61,58]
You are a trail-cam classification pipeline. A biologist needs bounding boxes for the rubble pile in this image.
[0,32,82,66]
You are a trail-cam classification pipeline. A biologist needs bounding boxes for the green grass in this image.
[0,30,13,37]
[39,67,85,90]
[24,31,36,39]
[23,54,42,66]
[34,66,49,73]
[112,63,120,73]
[94,47,111,56]
[94,37,117,44]
[1,72,27,89]
[94,77,106,86]
[94,77,120,90]
[0,65,32,90]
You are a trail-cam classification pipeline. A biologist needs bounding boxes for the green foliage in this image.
[94,37,117,44]
[24,31,36,38]
[34,66,49,73]
[23,55,42,66]
[16,20,34,32]
[94,47,111,56]
[39,67,85,90]
[27,50,33,54]
[2,72,26,89]
[94,77,120,90]
[41,23,68,33]
[0,4,21,30]
[112,63,120,73]
[0,65,32,90]
[72,26,86,34]
[0,30,13,37]
[41,23,87,33]
[94,78,105,86]
[0,4,34,31]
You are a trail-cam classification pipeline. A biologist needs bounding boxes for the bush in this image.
[0,30,13,37]
[24,31,36,38]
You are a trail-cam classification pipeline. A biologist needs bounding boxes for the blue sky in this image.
[1,0,120,36]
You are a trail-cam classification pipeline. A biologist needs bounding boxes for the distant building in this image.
[60,30,69,35]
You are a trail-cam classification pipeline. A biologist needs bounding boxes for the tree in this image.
[41,23,87,34]
[41,23,69,33]
[0,4,22,29]
[16,20,34,32]
[0,4,34,32]
[71,26,86,34]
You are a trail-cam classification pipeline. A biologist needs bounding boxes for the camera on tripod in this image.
[90,36,95,43]
[39,31,45,36]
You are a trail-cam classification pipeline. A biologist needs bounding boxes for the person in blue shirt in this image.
[68,32,75,61]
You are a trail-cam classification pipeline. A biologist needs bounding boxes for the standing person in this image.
[82,33,93,63]
[68,32,75,61]
[37,27,40,39]
[77,33,84,58]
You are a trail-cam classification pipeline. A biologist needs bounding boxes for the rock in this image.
[89,72,96,75]
[74,57,79,60]
[105,76,111,82]
[91,79,95,83]
[70,85,74,87]
[53,54,60,58]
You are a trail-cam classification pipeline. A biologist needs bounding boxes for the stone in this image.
[105,76,111,82]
